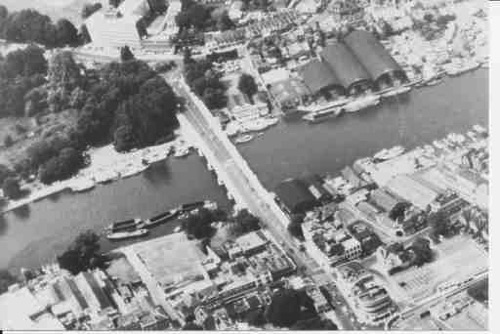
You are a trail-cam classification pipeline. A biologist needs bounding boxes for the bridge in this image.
[170,76,322,272]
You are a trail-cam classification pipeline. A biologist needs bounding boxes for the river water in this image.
[1,69,488,270]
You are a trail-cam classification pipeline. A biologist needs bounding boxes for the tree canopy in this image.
[265,288,317,328]
[82,2,103,19]
[287,213,305,240]
[2,177,22,199]
[120,45,135,62]
[181,208,221,239]
[229,209,261,236]
[410,237,433,267]
[0,269,17,294]
[57,230,107,275]
[238,74,258,103]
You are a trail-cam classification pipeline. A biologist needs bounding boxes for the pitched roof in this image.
[298,59,344,94]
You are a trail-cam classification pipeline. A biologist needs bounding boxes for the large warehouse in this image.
[344,30,407,90]
[320,41,372,96]
[300,30,406,97]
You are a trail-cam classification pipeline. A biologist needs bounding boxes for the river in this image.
[1,69,488,271]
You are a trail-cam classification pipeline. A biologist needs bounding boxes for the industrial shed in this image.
[320,41,372,95]
[275,179,319,214]
[297,59,345,97]
[344,30,407,89]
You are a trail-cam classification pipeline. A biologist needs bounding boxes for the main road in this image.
[168,75,364,330]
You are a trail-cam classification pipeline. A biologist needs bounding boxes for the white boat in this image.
[242,119,270,132]
[264,117,279,126]
[473,124,487,134]
[174,226,182,233]
[107,228,149,241]
[302,107,342,123]
[373,146,405,161]
[234,134,254,144]
[70,179,95,192]
[343,95,380,113]
[297,98,349,113]
[425,77,443,87]
[174,146,190,158]
[379,86,411,98]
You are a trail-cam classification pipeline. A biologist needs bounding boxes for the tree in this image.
[265,288,317,328]
[245,309,266,327]
[0,270,17,294]
[55,19,79,47]
[48,51,82,89]
[238,74,258,104]
[181,208,218,239]
[291,317,338,330]
[217,12,235,31]
[4,135,13,147]
[0,5,8,20]
[1,9,57,47]
[39,147,86,184]
[82,2,102,19]
[410,237,433,267]
[0,165,14,184]
[113,124,138,152]
[147,0,168,13]
[389,202,410,221]
[109,0,121,8]
[120,45,135,62]
[2,177,22,199]
[230,209,260,236]
[3,45,47,78]
[57,230,106,275]
[79,24,92,44]
[287,213,305,240]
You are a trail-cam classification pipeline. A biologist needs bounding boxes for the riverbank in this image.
[1,133,194,214]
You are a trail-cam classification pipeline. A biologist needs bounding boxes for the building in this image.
[376,244,412,274]
[85,0,151,49]
[343,30,407,89]
[335,262,395,324]
[320,41,372,96]
[347,221,382,255]
[275,178,320,214]
[329,0,366,26]
[302,218,362,269]
[298,58,345,98]
[0,285,65,330]
[385,174,439,210]
[370,188,400,212]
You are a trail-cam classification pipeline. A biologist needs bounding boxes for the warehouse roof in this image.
[298,59,344,94]
[344,30,405,82]
[276,179,318,214]
[320,41,371,90]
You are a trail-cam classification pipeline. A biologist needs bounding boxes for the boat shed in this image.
[275,179,319,214]
[320,41,372,95]
[298,59,345,97]
[344,30,407,89]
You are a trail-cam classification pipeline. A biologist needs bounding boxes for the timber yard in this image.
[0,0,490,331]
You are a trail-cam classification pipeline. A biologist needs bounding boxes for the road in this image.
[169,75,364,330]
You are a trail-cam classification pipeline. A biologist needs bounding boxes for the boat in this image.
[379,86,411,98]
[264,117,279,126]
[174,226,182,233]
[180,200,217,212]
[473,124,487,134]
[302,107,342,123]
[256,132,264,137]
[297,98,349,113]
[107,218,145,232]
[373,146,405,162]
[342,95,380,113]
[144,208,180,228]
[234,134,254,144]
[173,146,190,158]
[424,77,443,86]
[242,119,270,132]
[70,179,96,193]
[107,228,149,241]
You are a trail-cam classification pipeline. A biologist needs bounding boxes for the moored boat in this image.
[235,134,254,144]
[107,218,145,232]
[144,208,180,228]
[302,107,342,123]
[70,179,96,193]
[343,95,380,113]
[107,228,149,241]
[373,146,405,162]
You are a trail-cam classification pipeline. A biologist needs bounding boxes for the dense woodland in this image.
[0,45,180,188]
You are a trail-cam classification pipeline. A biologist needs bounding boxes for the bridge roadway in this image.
[171,77,320,272]
[169,76,373,330]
